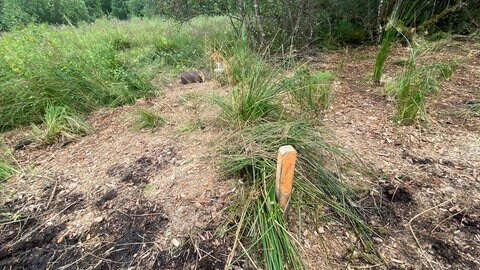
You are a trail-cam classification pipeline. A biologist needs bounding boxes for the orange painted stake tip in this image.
[275,145,297,210]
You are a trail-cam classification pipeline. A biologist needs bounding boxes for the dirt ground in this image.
[0,80,235,269]
[1,40,479,270]
[310,41,479,269]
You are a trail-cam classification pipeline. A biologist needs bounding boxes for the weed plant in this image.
[133,108,166,130]
[32,105,92,145]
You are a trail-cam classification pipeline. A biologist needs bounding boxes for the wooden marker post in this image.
[275,145,297,210]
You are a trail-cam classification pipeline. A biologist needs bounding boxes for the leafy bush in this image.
[0,0,95,30]
[111,0,129,20]
[234,0,379,48]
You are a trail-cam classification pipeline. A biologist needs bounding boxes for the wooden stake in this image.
[275,145,297,210]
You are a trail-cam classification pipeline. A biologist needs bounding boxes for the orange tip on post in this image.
[275,145,297,211]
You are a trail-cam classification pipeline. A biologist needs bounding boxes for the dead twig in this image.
[46,179,58,210]
[224,188,251,269]
[408,198,453,270]
[431,208,466,233]
[238,240,261,270]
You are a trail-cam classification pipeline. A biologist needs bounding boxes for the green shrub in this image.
[32,105,92,144]
[111,0,129,20]
[0,0,93,30]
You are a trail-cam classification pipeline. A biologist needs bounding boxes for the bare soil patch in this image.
[312,41,479,269]
[1,81,234,269]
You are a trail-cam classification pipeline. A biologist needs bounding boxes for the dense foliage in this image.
[0,0,229,30]
[1,0,478,46]
[234,0,480,48]
[0,17,229,131]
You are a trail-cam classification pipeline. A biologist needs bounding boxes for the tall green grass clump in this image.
[220,121,373,269]
[394,61,424,125]
[0,24,151,131]
[211,36,289,125]
[373,0,433,82]
[374,29,397,83]
[212,64,285,125]
[391,42,454,125]
[0,162,15,183]
[32,105,92,145]
[288,68,335,116]
[211,30,374,267]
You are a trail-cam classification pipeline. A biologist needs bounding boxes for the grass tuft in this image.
[220,121,373,268]
[32,105,92,145]
[210,39,289,126]
[133,108,167,130]
[468,103,480,114]
[374,29,397,83]
[288,68,335,117]
[0,139,18,183]
[0,162,15,183]
[390,43,454,124]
